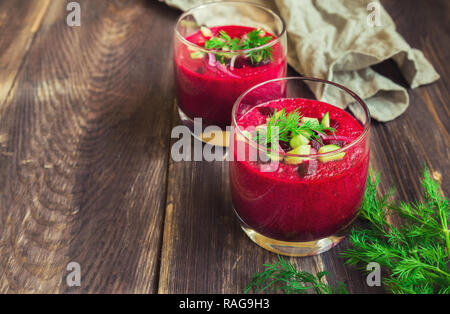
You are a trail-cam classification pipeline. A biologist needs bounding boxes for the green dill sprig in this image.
[246,167,449,294]
[256,108,336,147]
[341,167,450,294]
[204,29,273,65]
[244,255,348,294]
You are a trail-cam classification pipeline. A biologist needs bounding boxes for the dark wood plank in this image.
[367,0,450,198]
[159,142,329,293]
[0,0,51,107]
[324,0,450,292]
[0,0,178,293]
[0,0,447,294]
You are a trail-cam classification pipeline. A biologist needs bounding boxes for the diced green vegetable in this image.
[267,145,283,162]
[290,133,310,149]
[218,46,234,59]
[301,117,319,126]
[200,26,213,37]
[300,129,314,138]
[321,112,330,128]
[187,46,200,52]
[285,145,311,165]
[190,51,205,59]
[318,144,345,162]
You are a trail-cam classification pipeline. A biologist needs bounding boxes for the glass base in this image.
[178,106,229,147]
[241,226,344,257]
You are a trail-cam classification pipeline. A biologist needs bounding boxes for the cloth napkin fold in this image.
[164,0,440,121]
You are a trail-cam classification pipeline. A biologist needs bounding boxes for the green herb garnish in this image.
[256,108,336,147]
[204,28,273,65]
[342,167,450,294]
[204,30,239,50]
[240,29,273,64]
[246,167,449,294]
[244,255,348,294]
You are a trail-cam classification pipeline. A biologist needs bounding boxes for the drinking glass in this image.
[230,77,371,256]
[174,2,287,146]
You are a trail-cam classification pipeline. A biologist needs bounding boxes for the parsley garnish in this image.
[240,29,274,64]
[204,28,273,65]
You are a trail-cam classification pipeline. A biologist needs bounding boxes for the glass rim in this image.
[231,77,371,158]
[174,1,286,54]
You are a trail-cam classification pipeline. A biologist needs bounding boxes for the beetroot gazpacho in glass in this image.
[174,2,287,145]
[230,77,370,256]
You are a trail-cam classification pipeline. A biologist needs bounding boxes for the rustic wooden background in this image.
[0,0,448,294]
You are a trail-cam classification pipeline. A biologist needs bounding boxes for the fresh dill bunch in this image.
[244,255,348,294]
[256,108,336,147]
[246,167,449,294]
[341,167,450,294]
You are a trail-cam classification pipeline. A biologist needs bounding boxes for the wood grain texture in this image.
[0,0,51,108]
[0,0,448,294]
[0,0,178,293]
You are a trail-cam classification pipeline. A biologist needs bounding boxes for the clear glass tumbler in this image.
[230,77,371,256]
[174,2,287,146]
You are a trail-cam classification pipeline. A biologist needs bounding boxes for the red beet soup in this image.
[174,25,287,129]
[230,98,369,242]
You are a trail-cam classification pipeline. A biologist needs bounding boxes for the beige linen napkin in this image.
[164,0,440,122]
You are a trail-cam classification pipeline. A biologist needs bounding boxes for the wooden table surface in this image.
[0,0,448,294]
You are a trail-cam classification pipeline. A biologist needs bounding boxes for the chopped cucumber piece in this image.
[300,129,314,138]
[321,112,330,128]
[290,133,310,149]
[219,52,234,59]
[256,28,266,37]
[267,145,283,162]
[318,144,345,162]
[318,144,340,152]
[190,51,205,59]
[188,46,200,52]
[301,117,319,126]
[285,145,311,165]
[268,153,283,162]
[200,26,213,38]
[219,46,235,59]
